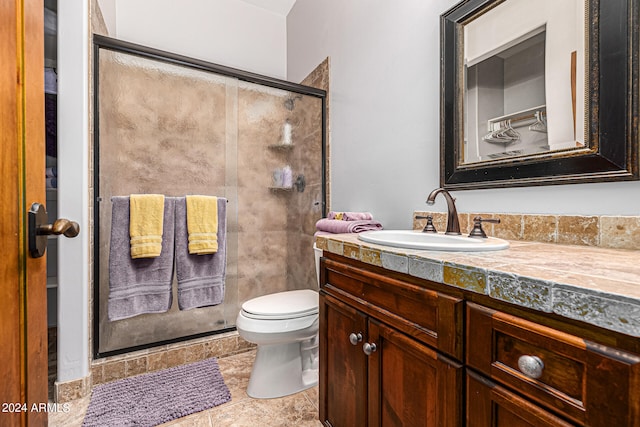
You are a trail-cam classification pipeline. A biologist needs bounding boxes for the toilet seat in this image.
[241,289,318,320]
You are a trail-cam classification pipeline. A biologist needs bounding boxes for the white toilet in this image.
[236,244,323,399]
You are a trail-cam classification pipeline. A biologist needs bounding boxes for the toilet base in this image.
[246,338,318,399]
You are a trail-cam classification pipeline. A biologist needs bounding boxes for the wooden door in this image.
[319,293,368,427]
[368,320,463,427]
[0,0,48,426]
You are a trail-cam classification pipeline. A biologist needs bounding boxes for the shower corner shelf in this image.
[269,174,306,193]
[268,143,294,151]
[269,186,294,192]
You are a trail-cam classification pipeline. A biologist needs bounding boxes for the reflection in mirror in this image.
[440,0,638,189]
[462,0,585,165]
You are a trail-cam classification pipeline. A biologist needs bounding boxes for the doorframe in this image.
[54,0,90,386]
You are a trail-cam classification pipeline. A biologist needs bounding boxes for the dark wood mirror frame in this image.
[440,0,639,189]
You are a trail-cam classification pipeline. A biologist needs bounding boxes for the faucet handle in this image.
[416,215,437,233]
[469,216,500,238]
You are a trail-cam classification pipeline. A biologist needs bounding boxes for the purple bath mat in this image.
[82,357,231,426]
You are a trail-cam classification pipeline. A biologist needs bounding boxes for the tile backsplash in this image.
[413,212,640,250]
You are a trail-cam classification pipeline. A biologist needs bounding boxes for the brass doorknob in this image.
[38,218,80,238]
[28,202,80,258]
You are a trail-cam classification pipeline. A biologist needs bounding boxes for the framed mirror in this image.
[440,0,639,189]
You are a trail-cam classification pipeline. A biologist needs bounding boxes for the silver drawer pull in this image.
[349,333,363,346]
[517,355,544,379]
[363,342,377,356]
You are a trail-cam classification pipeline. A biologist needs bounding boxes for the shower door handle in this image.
[28,202,80,258]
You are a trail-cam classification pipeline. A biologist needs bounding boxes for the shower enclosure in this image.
[93,36,326,357]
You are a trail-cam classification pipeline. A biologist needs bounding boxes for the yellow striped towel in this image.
[186,195,218,255]
[129,194,165,259]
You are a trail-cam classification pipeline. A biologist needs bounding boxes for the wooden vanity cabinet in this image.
[319,252,640,427]
[319,256,464,427]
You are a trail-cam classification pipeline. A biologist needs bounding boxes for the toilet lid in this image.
[241,289,318,319]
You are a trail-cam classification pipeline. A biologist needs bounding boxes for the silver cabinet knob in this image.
[517,355,544,379]
[363,342,377,356]
[349,333,363,346]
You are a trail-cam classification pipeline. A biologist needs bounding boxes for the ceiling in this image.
[45,1,294,17]
[239,0,297,16]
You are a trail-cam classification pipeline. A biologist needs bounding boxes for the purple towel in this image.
[108,196,175,321]
[328,211,373,221]
[315,218,383,234]
[175,197,227,310]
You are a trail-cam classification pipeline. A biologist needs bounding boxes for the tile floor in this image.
[48,350,322,426]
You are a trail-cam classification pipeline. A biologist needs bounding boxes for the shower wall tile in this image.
[99,53,228,198]
[283,59,329,292]
[124,357,147,377]
[238,275,289,305]
[238,231,287,276]
[236,237,288,299]
[298,184,324,236]
[236,83,291,303]
[287,232,317,291]
[147,352,167,372]
[238,192,288,232]
[165,348,186,368]
[101,360,126,383]
[296,131,324,186]
[184,343,206,364]
[90,365,103,386]
[91,0,109,36]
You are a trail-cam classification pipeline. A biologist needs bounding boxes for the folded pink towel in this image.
[328,211,373,221]
[316,218,383,234]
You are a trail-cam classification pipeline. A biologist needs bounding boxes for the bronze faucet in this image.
[426,188,461,235]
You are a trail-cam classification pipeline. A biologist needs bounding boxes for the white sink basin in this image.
[358,230,509,252]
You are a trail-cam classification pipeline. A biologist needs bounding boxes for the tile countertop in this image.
[315,233,640,338]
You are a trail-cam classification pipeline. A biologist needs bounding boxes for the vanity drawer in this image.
[467,370,576,427]
[321,257,463,360]
[466,302,640,426]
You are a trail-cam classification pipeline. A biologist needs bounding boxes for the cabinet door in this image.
[467,370,577,427]
[320,292,368,427]
[368,320,463,427]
